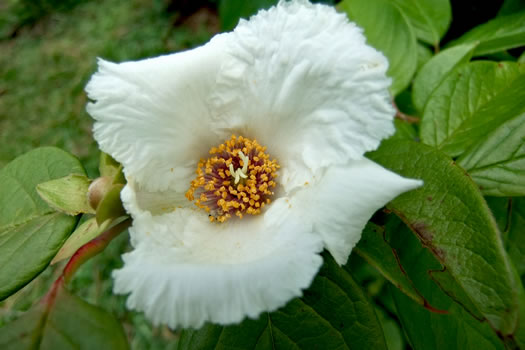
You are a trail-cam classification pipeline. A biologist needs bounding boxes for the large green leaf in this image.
[387,218,505,350]
[339,0,417,95]
[504,198,525,276]
[416,44,433,70]
[498,0,525,16]
[390,0,451,46]
[219,0,277,31]
[0,148,84,300]
[488,197,525,276]
[457,112,525,196]
[391,119,417,141]
[412,43,477,112]
[368,139,523,339]
[0,285,128,349]
[354,223,428,308]
[177,254,387,350]
[420,61,525,157]
[450,11,525,56]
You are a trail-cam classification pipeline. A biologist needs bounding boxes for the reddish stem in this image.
[42,276,64,307]
[392,101,420,124]
[42,219,130,304]
[62,219,131,284]
[395,110,420,124]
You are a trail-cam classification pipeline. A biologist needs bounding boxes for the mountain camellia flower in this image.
[86,0,422,329]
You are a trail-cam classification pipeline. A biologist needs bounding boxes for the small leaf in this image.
[420,61,525,157]
[339,0,418,95]
[450,11,525,56]
[37,174,94,215]
[0,285,129,349]
[354,223,428,307]
[390,0,451,46]
[96,184,126,225]
[368,139,523,338]
[412,43,477,112]
[0,148,83,300]
[458,112,525,196]
[178,254,387,350]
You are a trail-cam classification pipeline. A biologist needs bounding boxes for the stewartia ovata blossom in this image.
[85,0,422,329]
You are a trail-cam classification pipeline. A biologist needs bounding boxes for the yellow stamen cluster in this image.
[186,135,279,223]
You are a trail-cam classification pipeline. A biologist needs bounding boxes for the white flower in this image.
[85,0,422,329]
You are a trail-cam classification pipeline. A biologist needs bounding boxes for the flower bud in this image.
[87,176,114,211]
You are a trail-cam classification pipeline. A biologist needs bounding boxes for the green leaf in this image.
[519,51,525,63]
[0,285,128,349]
[390,0,451,46]
[339,0,417,95]
[486,197,512,233]
[420,61,525,157]
[391,119,418,141]
[416,43,433,70]
[458,112,525,196]
[498,0,525,16]
[387,218,505,350]
[489,197,525,276]
[368,139,523,338]
[412,43,477,112]
[504,198,525,276]
[0,148,83,300]
[427,269,484,321]
[450,11,525,56]
[219,0,277,31]
[177,254,387,350]
[37,174,94,215]
[354,223,427,307]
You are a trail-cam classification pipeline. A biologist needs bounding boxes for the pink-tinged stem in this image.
[62,219,131,284]
[42,219,130,305]
[395,110,420,124]
[392,101,420,124]
[42,276,64,308]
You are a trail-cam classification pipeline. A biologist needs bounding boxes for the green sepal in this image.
[95,184,126,226]
[37,174,94,216]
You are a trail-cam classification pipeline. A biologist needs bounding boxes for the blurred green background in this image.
[0,0,509,348]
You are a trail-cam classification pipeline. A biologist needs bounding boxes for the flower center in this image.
[185,135,280,222]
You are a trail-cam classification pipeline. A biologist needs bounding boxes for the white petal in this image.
[276,158,422,265]
[211,0,395,192]
[86,34,231,192]
[113,200,323,329]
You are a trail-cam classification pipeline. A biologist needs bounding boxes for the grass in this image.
[0,0,216,175]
